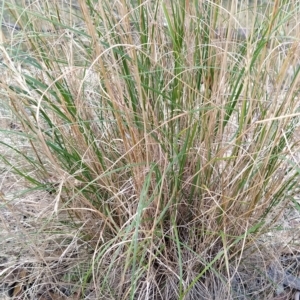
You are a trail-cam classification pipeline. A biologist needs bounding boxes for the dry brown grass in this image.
[1,0,300,299]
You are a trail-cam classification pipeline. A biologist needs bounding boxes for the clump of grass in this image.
[1,0,300,299]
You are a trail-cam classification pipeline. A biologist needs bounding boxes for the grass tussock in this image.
[1,0,300,299]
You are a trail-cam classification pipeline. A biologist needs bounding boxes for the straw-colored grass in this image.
[1,0,300,299]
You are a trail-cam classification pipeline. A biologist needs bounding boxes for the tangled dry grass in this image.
[1,0,300,299]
